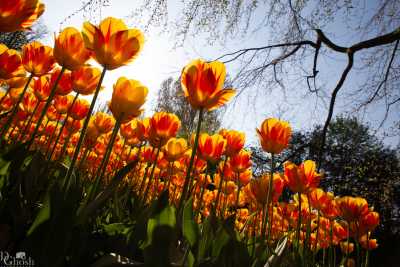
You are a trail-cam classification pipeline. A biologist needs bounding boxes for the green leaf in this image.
[77,160,137,224]
[187,250,195,267]
[211,226,230,258]
[27,194,51,235]
[144,205,176,248]
[102,223,133,236]
[183,197,199,248]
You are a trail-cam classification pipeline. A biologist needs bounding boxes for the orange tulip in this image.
[54,95,73,114]
[120,120,136,139]
[181,59,235,111]
[0,0,45,32]
[93,112,115,134]
[359,234,378,250]
[250,173,285,206]
[21,91,38,114]
[53,27,91,70]
[0,44,25,79]
[32,75,51,101]
[163,138,188,162]
[69,98,89,121]
[197,133,226,164]
[0,93,12,111]
[82,17,144,70]
[360,211,379,233]
[284,160,322,193]
[308,188,331,211]
[229,149,252,173]
[108,77,148,123]
[148,112,181,147]
[134,118,150,142]
[51,68,73,96]
[257,118,291,154]
[238,168,252,186]
[71,66,102,95]
[5,76,29,89]
[8,87,24,104]
[21,41,55,76]
[336,196,369,222]
[219,129,245,156]
[45,105,59,121]
[65,117,82,134]
[85,117,101,146]
[340,241,354,254]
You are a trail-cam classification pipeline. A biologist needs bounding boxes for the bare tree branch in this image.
[317,52,354,171]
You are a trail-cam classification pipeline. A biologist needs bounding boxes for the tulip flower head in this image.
[53,27,91,70]
[181,59,236,111]
[163,138,188,162]
[69,98,89,121]
[257,118,291,154]
[82,17,145,70]
[148,112,181,147]
[336,196,369,222]
[22,41,55,76]
[93,112,115,134]
[0,0,45,32]
[32,75,51,101]
[197,133,226,164]
[72,66,102,95]
[284,160,322,194]
[219,129,245,157]
[0,44,25,79]
[108,77,148,123]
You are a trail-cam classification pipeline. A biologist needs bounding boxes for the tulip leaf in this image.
[27,194,51,236]
[211,226,230,259]
[77,160,137,224]
[183,197,199,248]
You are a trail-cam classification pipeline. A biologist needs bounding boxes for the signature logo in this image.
[0,251,35,266]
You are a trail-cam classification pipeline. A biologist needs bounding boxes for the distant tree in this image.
[0,20,48,50]
[154,77,223,138]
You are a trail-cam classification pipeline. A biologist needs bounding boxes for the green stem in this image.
[27,68,66,150]
[88,113,123,200]
[178,108,204,214]
[142,145,161,204]
[214,157,228,216]
[18,100,40,142]
[235,173,241,215]
[266,154,275,250]
[64,66,106,182]
[48,92,79,160]
[297,192,302,249]
[0,73,33,141]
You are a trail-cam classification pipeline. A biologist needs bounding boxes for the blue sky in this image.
[39,0,399,148]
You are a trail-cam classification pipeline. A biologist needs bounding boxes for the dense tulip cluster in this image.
[0,1,379,266]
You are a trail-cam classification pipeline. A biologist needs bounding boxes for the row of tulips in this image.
[0,1,379,266]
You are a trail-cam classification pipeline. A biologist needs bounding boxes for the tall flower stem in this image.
[57,130,72,161]
[235,173,241,216]
[296,192,302,249]
[0,73,33,142]
[48,92,79,160]
[64,66,106,181]
[178,108,204,214]
[27,67,66,149]
[262,153,275,248]
[45,114,61,156]
[141,145,161,205]
[18,100,40,142]
[88,113,123,200]
[214,157,228,216]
